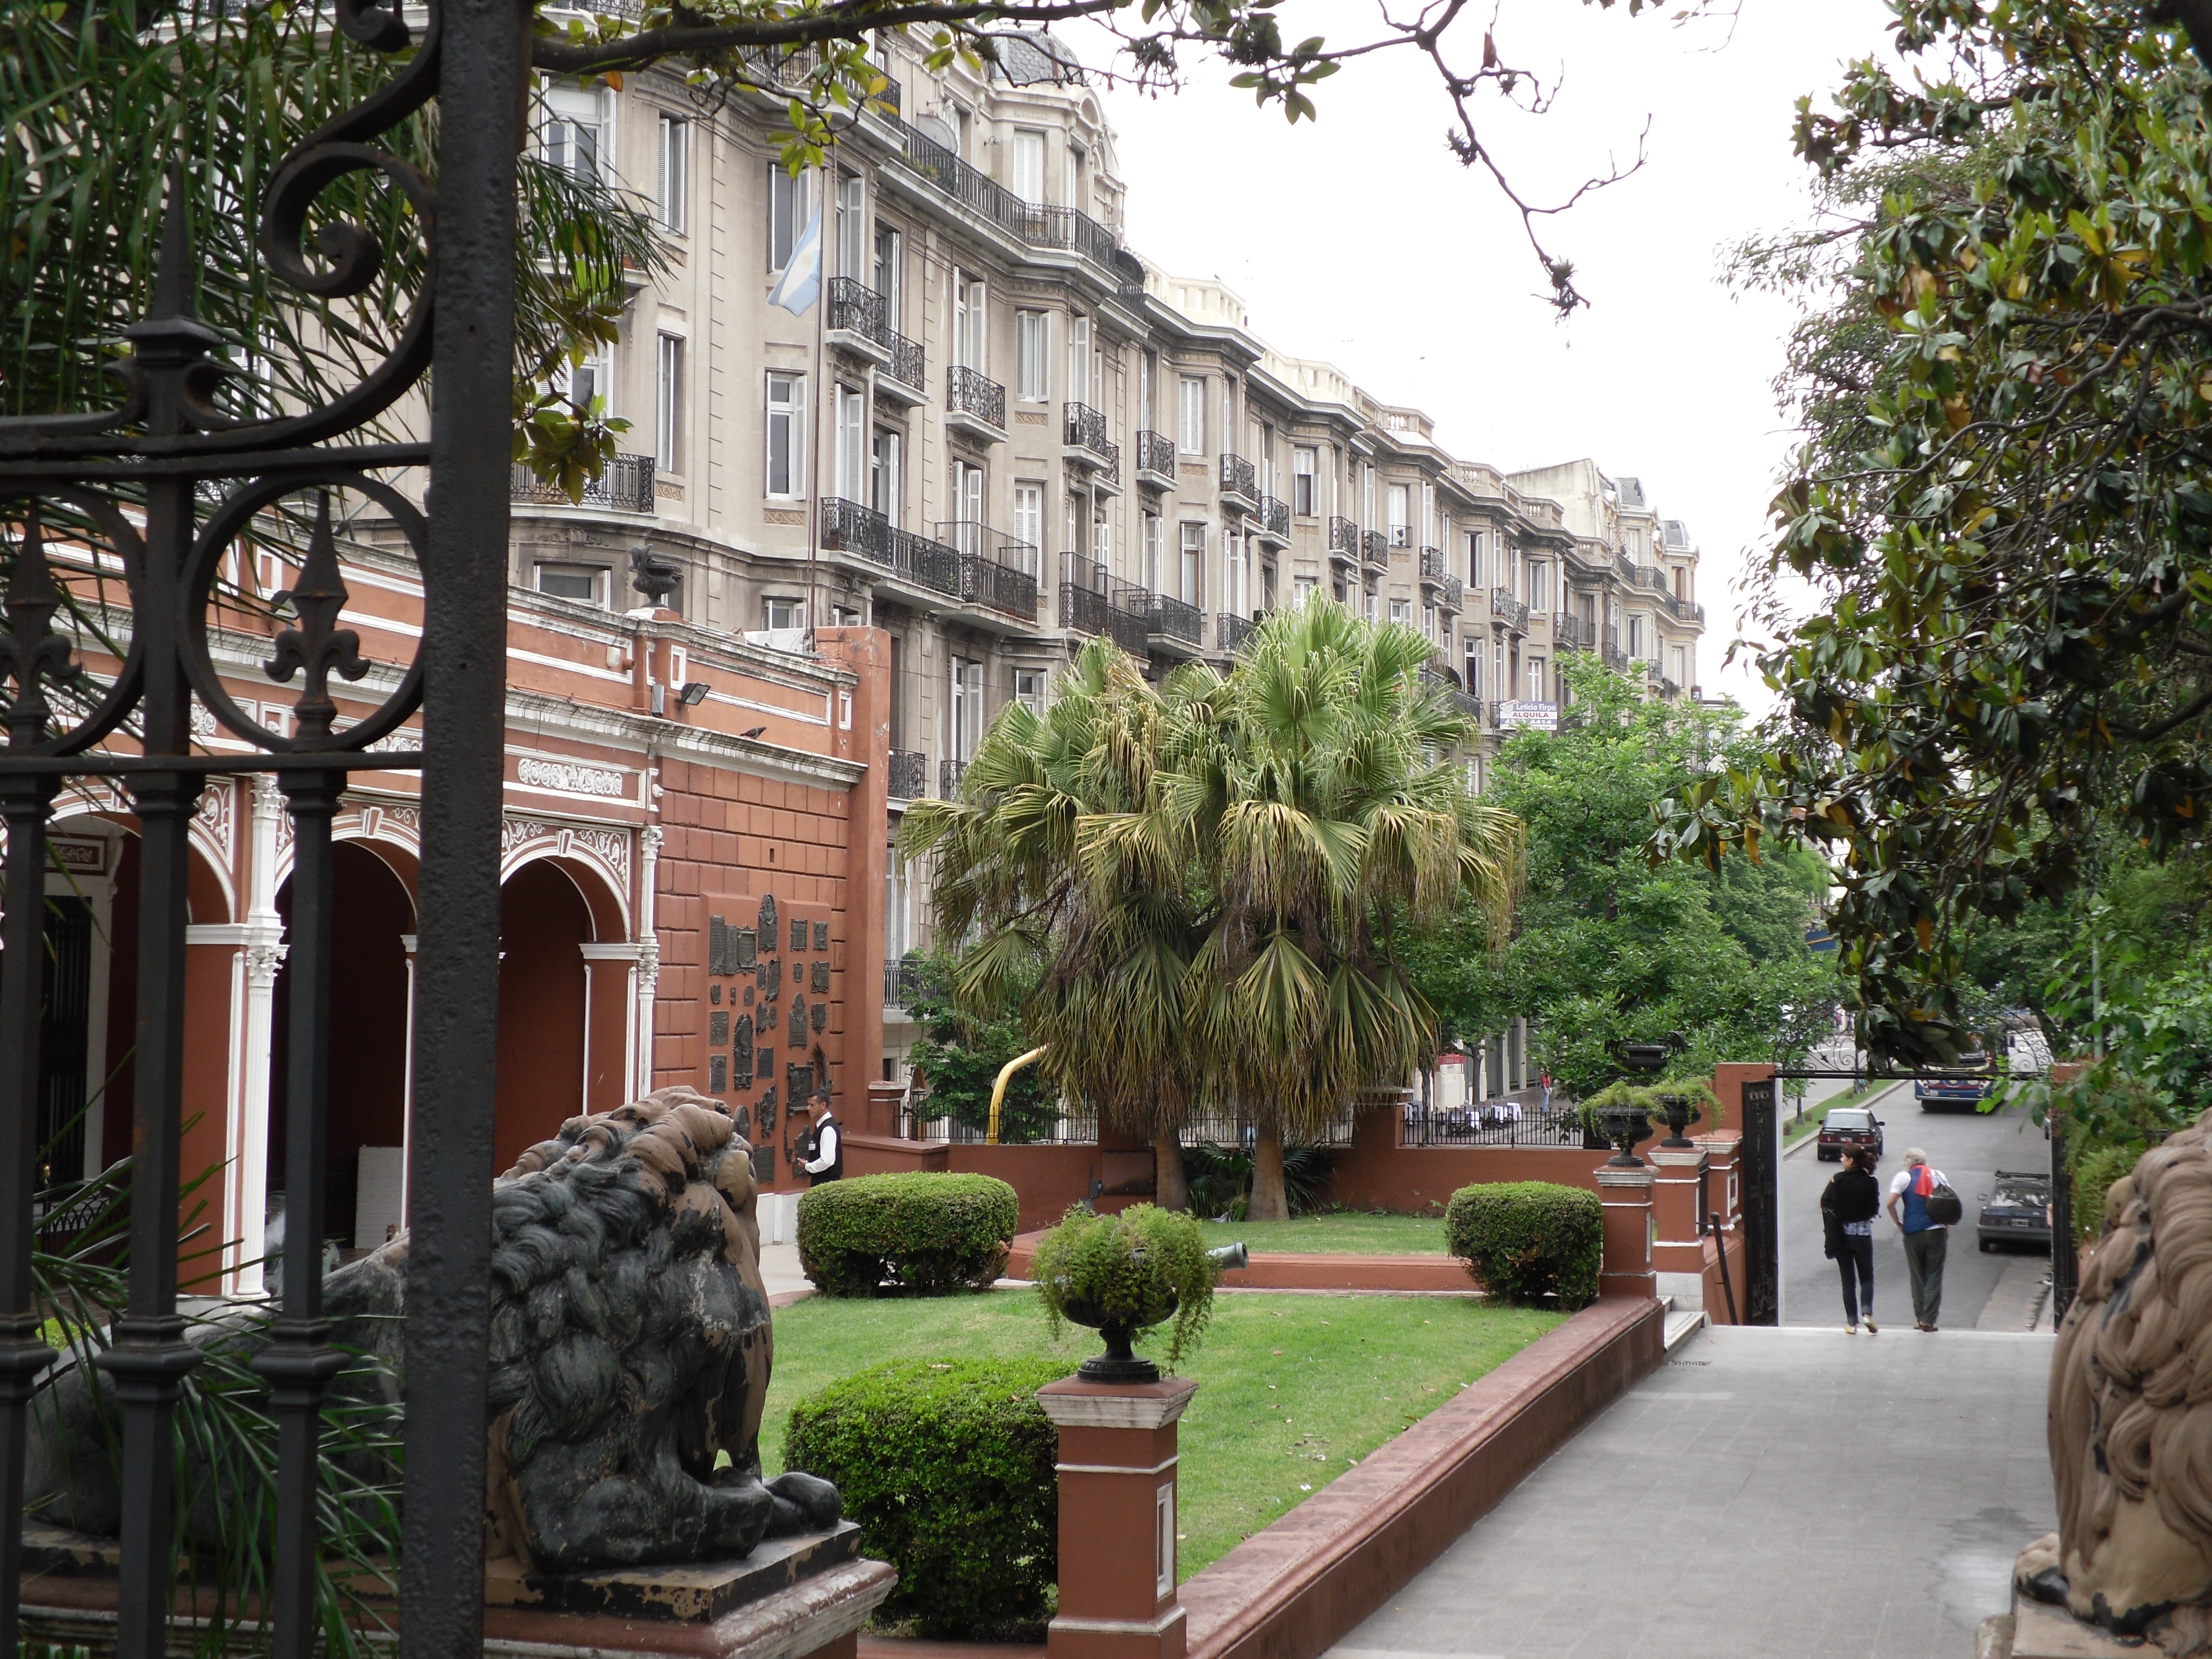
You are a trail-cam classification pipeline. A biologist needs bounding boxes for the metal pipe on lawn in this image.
[989,1046,1048,1144]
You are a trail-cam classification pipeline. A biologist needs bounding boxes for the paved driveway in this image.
[1327,1325,2054,1659]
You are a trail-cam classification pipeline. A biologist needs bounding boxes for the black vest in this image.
[807,1113,844,1184]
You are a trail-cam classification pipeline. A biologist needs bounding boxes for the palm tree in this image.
[899,640,1206,1207]
[1163,602,1522,1218]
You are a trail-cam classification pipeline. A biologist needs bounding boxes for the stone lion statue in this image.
[2023,1110,2212,1653]
[26,1087,837,1576]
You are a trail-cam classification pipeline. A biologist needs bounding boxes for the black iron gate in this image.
[1740,1077,1780,1325]
[0,3,521,1658]
[2051,1120,2079,1324]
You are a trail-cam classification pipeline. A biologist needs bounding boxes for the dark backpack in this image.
[1915,1165,1965,1227]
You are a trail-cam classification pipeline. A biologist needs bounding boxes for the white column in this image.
[228,776,288,1296]
[634,825,663,1097]
[581,942,646,1109]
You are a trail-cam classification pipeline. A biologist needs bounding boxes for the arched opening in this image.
[493,858,597,1172]
[270,839,418,1254]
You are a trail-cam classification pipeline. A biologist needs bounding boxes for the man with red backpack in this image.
[1886,1149,1962,1331]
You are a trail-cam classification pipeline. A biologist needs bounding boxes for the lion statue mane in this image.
[2025,1109,2212,1654]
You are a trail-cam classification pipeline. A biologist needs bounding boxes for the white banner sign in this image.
[1496,700,1559,732]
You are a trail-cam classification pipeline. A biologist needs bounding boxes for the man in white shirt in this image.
[801,1089,842,1186]
[1886,1149,1950,1331]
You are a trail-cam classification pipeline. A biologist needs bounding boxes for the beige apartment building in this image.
[513,25,1705,1075]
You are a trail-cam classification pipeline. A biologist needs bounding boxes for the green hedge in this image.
[795,1172,1019,1296]
[1446,1181,1604,1309]
[785,1357,1071,1638]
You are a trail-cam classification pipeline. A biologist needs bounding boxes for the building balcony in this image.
[1552,611,1589,650]
[1328,517,1361,568]
[1363,530,1389,568]
[884,526,962,599]
[1254,495,1290,547]
[1217,611,1258,654]
[825,276,894,367]
[1436,575,1463,612]
[1601,640,1627,671]
[887,749,928,801]
[885,112,1134,289]
[884,955,925,1009]
[1660,677,1683,700]
[1489,588,1530,633]
[935,521,1041,622]
[940,758,968,798]
[821,497,896,563]
[1135,430,1175,487]
[1059,553,1150,655]
[1219,452,1258,506]
[945,363,1006,442]
[511,452,656,514]
[1661,593,1706,625]
[1063,401,1122,489]
[876,331,928,405]
[1418,545,1452,594]
[1148,590,1203,652]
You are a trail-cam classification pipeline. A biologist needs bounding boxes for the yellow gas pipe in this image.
[988,1046,1048,1144]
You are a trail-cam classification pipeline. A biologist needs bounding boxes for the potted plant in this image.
[1031,1204,1222,1381]
[1577,1079,1723,1165]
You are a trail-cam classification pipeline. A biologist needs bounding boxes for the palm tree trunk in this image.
[1155,1134,1189,1212]
[1248,1126,1290,1221]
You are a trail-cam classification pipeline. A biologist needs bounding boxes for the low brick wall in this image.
[1179,1295,1665,1659]
[1005,1232,1473,1293]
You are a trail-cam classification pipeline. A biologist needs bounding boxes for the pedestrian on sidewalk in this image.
[1887,1149,1951,1330]
[1821,1144,1882,1333]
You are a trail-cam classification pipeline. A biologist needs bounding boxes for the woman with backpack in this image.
[1820,1144,1884,1334]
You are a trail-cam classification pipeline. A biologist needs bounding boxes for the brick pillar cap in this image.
[1594,1164,1656,1190]
[1037,1374,1199,1429]
[1697,1132,1743,1151]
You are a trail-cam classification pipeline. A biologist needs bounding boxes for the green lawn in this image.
[1192,1212,1454,1255]
[761,1290,1561,1579]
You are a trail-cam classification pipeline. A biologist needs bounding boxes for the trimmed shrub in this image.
[785,1357,1071,1637]
[795,1172,1018,1296]
[1446,1181,1604,1308]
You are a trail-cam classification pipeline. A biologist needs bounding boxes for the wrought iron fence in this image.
[940,758,969,797]
[946,363,1006,431]
[510,451,658,513]
[884,115,1130,287]
[1219,452,1258,503]
[0,4,517,1654]
[1136,429,1175,478]
[1149,590,1203,644]
[1329,517,1361,560]
[1400,1102,1589,1149]
[886,749,928,800]
[1180,1104,1358,1149]
[884,330,926,393]
[1063,401,1120,472]
[959,550,1037,618]
[1058,554,1149,653]
[826,275,889,346]
[883,956,926,1007]
[1662,593,1705,624]
[1419,546,1448,583]
[1552,611,1586,649]
[891,526,962,597]
[1217,612,1258,654]
[1438,575,1463,611]
[1255,494,1290,540]
[821,495,894,562]
[1363,530,1389,566]
[1490,588,1530,632]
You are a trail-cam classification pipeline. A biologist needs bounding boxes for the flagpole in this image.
[807,154,828,656]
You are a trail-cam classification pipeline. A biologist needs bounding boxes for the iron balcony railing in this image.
[1419,546,1448,583]
[1438,575,1463,611]
[891,526,962,597]
[885,113,1131,286]
[1218,611,1258,653]
[941,757,969,797]
[884,956,925,1007]
[947,362,1006,431]
[1490,588,1530,632]
[1149,590,1203,644]
[1602,641,1628,671]
[1024,204,1121,270]
[1617,551,1670,594]
[961,550,1039,618]
[1219,452,1258,504]
[1255,494,1290,540]
[1661,593,1707,625]
[887,749,928,800]
[1329,517,1361,560]
[1135,429,1175,480]
[1058,553,1150,654]
[936,519,1039,572]
[826,275,889,345]
[1553,611,1587,649]
[1661,677,1683,699]
[511,451,656,513]
[885,330,926,393]
[821,496,894,562]
[1363,530,1389,566]
[1063,401,1120,472]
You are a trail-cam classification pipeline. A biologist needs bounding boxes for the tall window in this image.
[1362,464,1375,531]
[1364,588,1379,623]
[1177,376,1205,455]
[1465,647,1483,700]
[1139,351,1156,431]
[950,458,984,549]
[950,658,984,761]
[1674,565,1688,599]
[565,346,611,414]
[1013,483,1044,555]
[1627,614,1647,658]
[870,428,901,523]
[1527,560,1550,610]
[1292,447,1317,517]
[1067,314,1091,405]
[874,225,902,323]
[656,113,687,232]
[1178,521,1204,604]
[1141,512,1163,591]
[1225,531,1248,615]
[1527,658,1548,700]
[833,384,865,501]
[1065,145,1084,210]
[1065,497,1082,560]
[544,84,604,182]
[1012,130,1046,204]
[834,169,865,279]
[765,372,805,499]
[1015,311,1048,401]
[1671,645,1688,687]
[1468,529,1484,587]
[954,274,987,369]
[1389,598,1410,625]
[1014,669,1047,715]
[768,164,810,270]
[1386,483,1411,546]
[655,333,684,472]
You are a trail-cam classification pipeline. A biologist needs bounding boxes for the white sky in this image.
[1078,0,1897,709]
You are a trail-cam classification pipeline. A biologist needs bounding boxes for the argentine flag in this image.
[769,204,823,316]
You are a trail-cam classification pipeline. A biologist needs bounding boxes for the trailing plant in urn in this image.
[1577,1078,1723,1160]
[1032,1204,1218,1379]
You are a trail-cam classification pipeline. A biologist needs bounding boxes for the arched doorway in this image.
[494,859,597,1172]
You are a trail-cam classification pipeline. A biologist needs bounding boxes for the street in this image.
[1782,1082,2054,1328]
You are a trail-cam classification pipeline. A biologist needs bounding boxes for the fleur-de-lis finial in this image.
[0,510,84,749]
[264,493,369,742]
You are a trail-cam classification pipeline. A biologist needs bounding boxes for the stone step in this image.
[1662,1307,1707,1352]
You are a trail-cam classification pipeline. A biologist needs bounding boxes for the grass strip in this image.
[1191,1212,1455,1255]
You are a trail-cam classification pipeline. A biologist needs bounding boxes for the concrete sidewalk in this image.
[1327,1324,2055,1659]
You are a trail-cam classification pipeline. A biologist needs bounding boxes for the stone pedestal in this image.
[1978,1546,2143,1658]
[1037,1374,1198,1659]
[1594,1163,1657,1300]
[1648,1146,1709,1311]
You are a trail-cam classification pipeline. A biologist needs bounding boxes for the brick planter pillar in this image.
[1697,1133,1744,1322]
[1648,1145,1709,1311]
[863,1077,908,1139]
[1037,1375,1198,1659]
[1595,1163,1657,1300]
